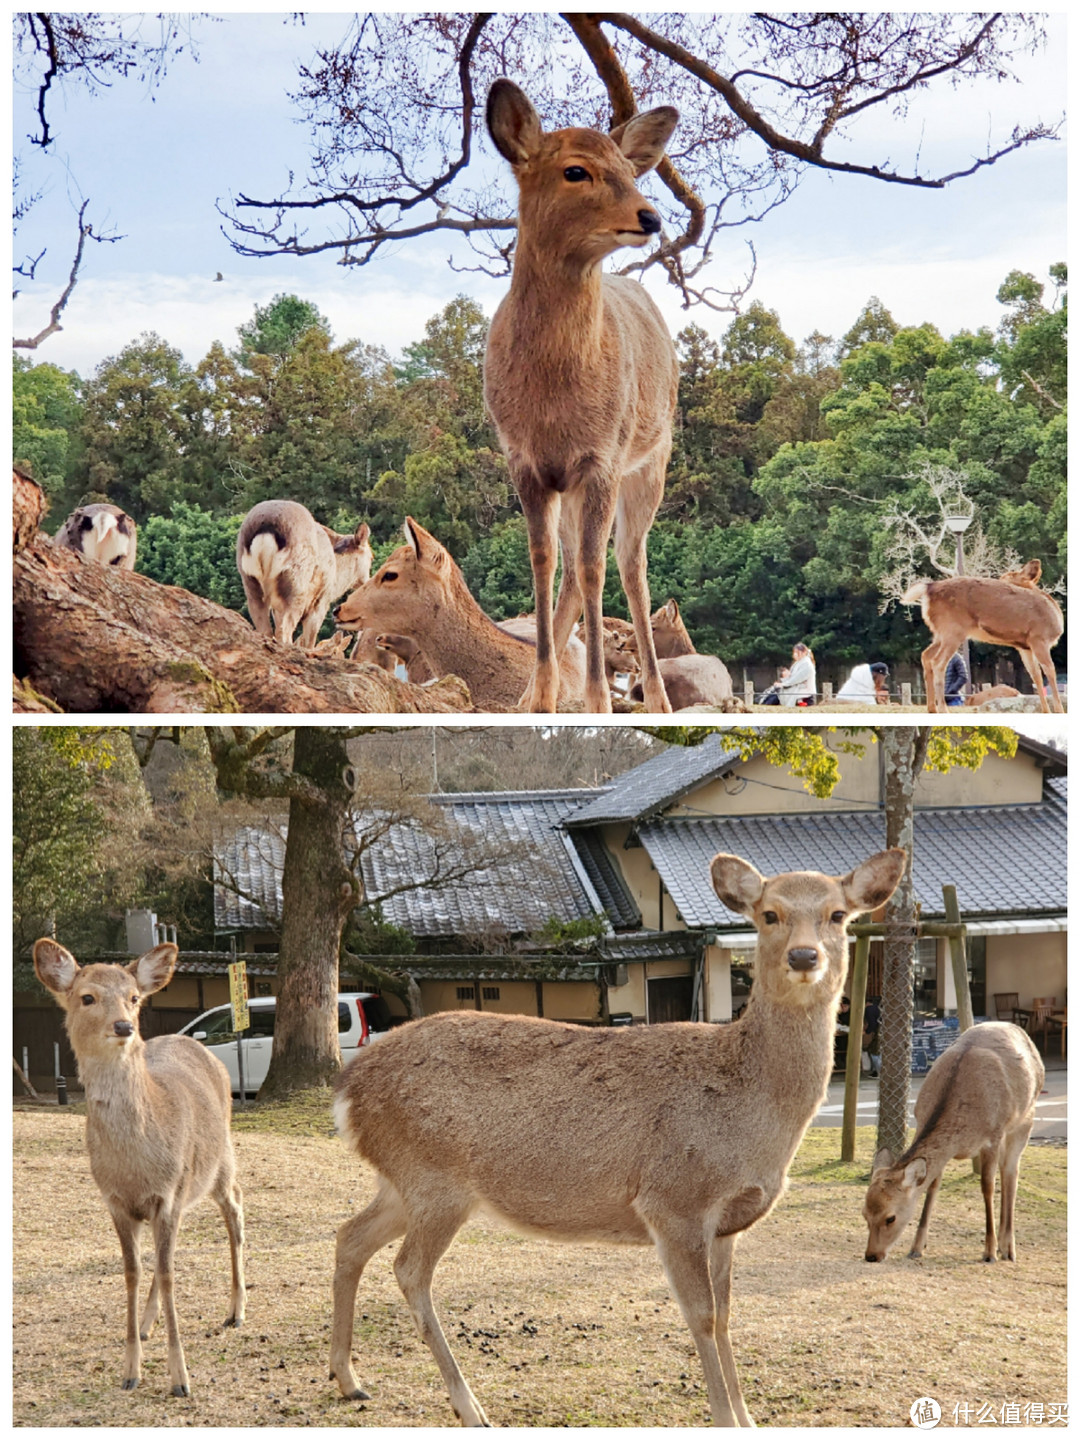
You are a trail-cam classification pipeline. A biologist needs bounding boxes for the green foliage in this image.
[347,905,418,956]
[138,503,246,609]
[12,355,83,503]
[644,726,849,798]
[235,293,332,363]
[533,914,609,948]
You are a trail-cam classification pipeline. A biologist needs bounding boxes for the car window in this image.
[246,1008,276,1038]
[197,1009,236,1039]
[363,995,393,1033]
[338,1001,354,1034]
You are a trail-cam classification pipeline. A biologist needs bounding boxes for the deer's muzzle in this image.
[113,1020,134,1038]
[786,948,819,972]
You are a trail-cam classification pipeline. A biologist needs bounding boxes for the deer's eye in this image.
[762,911,779,925]
[379,570,398,583]
[831,910,846,924]
[81,994,95,1006]
[131,994,139,1004]
[563,165,589,182]
[885,1216,896,1226]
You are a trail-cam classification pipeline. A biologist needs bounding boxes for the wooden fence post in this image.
[901,682,913,707]
[841,932,872,1162]
[744,681,756,708]
[942,884,974,1030]
[822,681,833,701]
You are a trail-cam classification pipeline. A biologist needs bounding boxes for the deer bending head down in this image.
[483,80,680,714]
[902,560,1063,713]
[33,939,246,1397]
[329,846,905,1426]
[56,503,138,570]
[237,499,371,649]
[863,1022,1043,1264]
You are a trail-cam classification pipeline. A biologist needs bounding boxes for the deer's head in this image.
[34,940,178,1061]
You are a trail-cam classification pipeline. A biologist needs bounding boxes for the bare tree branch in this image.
[12,198,123,349]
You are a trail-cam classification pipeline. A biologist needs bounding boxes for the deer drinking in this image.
[328,847,905,1426]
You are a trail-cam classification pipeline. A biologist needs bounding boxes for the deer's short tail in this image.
[240,528,287,586]
[901,580,929,605]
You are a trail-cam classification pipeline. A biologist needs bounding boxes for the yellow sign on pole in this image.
[228,960,250,1033]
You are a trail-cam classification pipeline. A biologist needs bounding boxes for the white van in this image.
[178,993,393,1096]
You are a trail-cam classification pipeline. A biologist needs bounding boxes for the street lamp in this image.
[944,504,975,696]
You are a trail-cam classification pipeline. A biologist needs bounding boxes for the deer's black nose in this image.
[113,1021,134,1037]
[638,209,661,235]
[787,948,819,971]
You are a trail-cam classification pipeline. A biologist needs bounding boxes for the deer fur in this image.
[863,1022,1043,1264]
[483,79,679,714]
[631,653,733,710]
[56,503,137,570]
[328,846,905,1426]
[650,598,696,657]
[33,939,245,1396]
[902,562,1063,713]
[334,518,586,710]
[964,684,1021,707]
[237,499,371,649]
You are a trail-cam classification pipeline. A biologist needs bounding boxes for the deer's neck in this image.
[736,988,839,1136]
[421,576,533,707]
[79,1044,156,1135]
[507,241,606,365]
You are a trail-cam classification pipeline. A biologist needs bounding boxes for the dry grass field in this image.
[13,1094,1066,1428]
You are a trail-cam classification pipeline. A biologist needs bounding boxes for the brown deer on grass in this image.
[237,499,371,649]
[328,846,905,1426]
[902,559,1063,713]
[863,1022,1043,1263]
[33,939,246,1397]
[483,80,679,714]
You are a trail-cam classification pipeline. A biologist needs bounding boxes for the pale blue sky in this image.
[12,12,1067,378]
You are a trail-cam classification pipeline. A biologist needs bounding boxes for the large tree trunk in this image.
[258,729,359,1097]
[13,521,470,714]
[877,726,931,1158]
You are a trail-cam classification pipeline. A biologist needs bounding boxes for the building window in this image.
[456,986,475,1001]
[482,986,501,1001]
[254,981,272,996]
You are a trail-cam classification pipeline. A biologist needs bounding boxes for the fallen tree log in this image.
[13,533,473,715]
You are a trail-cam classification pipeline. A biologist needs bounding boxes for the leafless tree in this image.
[222,12,1058,312]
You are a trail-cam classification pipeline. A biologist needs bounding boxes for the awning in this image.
[962,917,1067,936]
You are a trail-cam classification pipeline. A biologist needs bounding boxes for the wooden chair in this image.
[1046,1007,1067,1058]
[994,992,1020,1022]
[1031,997,1056,1051]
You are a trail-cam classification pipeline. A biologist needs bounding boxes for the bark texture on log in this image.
[13,533,472,715]
[13,468,46,555]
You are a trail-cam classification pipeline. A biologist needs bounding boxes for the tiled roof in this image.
[215,789,638,940]
[565,829,641,929]
[638,801,1068,930]
[563,734,743,827]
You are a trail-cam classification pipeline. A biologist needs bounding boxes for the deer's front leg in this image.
[110,1208,144,1391]
[516,472,562,712]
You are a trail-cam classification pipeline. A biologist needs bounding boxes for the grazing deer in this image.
[902,562,1063,713]
[484,80,679,714]
[334,518,586,710]
[863,1022,1043,1263]
[33,939,246,1397]
[631,653,733,710]
[237,499,371,649]
[328,846,905,1426]
[56,503,137,570]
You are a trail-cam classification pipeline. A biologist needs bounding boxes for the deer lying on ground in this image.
[334,518,586,710]
[237,499,371,649]
[650,597,695,657]
[56,503,138,570]
[902,560,1063,713]
[863,1022,1043,1264]
[631,653,734,711]
[484,80,679,714]
[328,846,905,1426]
[964,684,1021,707]
[33,939,246,1396]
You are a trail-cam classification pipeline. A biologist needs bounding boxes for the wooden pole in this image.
[841,933,871,1162]
[941,885,974,1031]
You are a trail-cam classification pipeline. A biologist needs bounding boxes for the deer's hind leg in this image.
[214,1172,246,1327]
[330,1178,408,1401]
[1014,647,1050,713]
[979,1144,1000,1261]
[391,1184,488,1426]
[615,460,671,714]
[1029,638,1063,713]
[998,1120,1033,1261]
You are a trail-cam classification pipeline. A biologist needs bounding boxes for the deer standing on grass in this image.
[863,1022,1043,1264]
[237,499,371,649]
[328,846,905,1426]
[902,559,1063,713]
[33,940,246,1397]
[483,80,679,714]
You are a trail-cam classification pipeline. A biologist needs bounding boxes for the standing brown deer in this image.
[328,847,905,1426]
[33,939,246,1397]
[483,80,679,714]
[902,561,1063,713]
[863,1022,1043,1263]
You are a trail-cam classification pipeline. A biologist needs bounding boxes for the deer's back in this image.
[335,1011,799,1237]
[913,1023,1043,1154]
[926,577,1063,643]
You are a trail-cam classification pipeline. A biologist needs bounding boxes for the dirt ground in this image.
[13,1095,1066,1428]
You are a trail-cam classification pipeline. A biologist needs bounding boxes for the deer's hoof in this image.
[223,1315,242,1328]
[120,1378,139,1392]
[172,1383,191,1398]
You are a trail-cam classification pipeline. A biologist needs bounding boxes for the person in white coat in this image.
[836,661,889,704]
[762,642,817,706]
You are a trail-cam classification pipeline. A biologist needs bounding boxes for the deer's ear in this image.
[404,516,449,571]
[710,854,765,917]
[664,598,680,622]
[354,522,370,547]
[487,79,543,164]
[871,1147,894,1176]
[610,106,679,176]
[130,944,178,996]
[901,1157,928,1190]
[34,940,80,1001]
[841,848,907,914]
